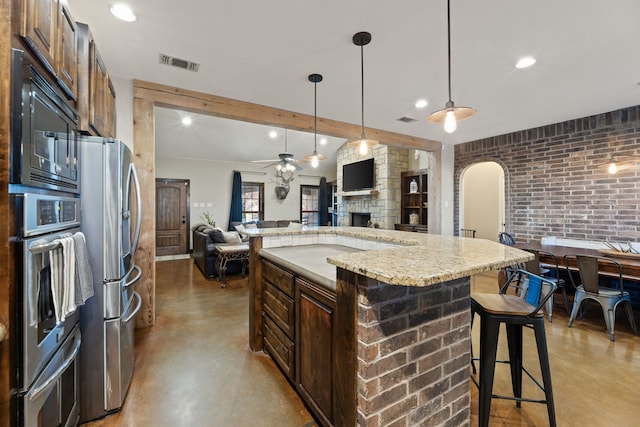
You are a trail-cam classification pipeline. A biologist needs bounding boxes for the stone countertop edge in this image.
[244,226,533,287]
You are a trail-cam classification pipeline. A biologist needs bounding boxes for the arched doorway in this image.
[460,161,505,241]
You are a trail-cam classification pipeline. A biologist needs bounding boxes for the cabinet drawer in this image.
[263,313,294,381]
[263,280,294,339]
[263,260,294,297]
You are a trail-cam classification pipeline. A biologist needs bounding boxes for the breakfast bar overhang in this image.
[244,227,531,426]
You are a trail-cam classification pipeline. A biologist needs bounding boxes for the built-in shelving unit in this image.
[397,169,428,232]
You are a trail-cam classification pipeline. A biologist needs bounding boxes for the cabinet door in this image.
[106,78,117,137]
[296,279,335,426]
[22,0,58,74]
[56,2,77,99]
[89,41,107,136]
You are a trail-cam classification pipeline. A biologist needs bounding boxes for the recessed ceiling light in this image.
[269,130,278,139]
[320,138,327,145]
[515,57,536,69]
[110,4,137,22]
[415,99,428,109]
[181,116,192,126]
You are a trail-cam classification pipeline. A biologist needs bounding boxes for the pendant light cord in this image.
[360,44,365,137]
[314,80,318,151]
[447,0,452,103]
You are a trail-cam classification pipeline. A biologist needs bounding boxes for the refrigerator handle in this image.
[123,265,142,288]
[127,162,142,257]
[123,291,142,323]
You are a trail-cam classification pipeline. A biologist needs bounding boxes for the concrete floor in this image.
[83,259,640,427]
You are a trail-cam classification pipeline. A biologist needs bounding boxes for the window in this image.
[300,185,319,226]
[242,182,264,222]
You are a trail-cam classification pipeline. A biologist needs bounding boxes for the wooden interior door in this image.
[156,178,190,256]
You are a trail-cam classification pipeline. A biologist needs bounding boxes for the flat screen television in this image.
[342,158,375,191]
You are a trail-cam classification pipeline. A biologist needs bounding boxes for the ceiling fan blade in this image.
[251,159,281,163]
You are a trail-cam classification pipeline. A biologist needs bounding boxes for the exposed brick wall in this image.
[454,105,640,244]
[356,277,471,426]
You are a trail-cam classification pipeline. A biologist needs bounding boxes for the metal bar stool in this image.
[471,270,557,427]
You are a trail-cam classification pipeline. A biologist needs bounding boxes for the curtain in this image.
[318,177,328,226]
[228,171,243,230]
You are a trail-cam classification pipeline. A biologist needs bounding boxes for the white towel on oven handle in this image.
[50,236,77,323]
[72,232,94,304]
[60,236,77,319]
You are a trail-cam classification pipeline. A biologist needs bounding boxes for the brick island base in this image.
[334,268,471,427]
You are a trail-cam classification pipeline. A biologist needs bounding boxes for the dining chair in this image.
[521,248,570,322]
[461,228,476,238]
[471,269,557,427]
[498,232,516,246]
[497,232,517,286]
[564,254,638,341]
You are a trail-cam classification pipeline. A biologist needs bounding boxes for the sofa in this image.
[192,220,299,279]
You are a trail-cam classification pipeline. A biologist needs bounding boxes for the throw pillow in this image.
[287,222,303,230]
[245,223,258,229]
[222,231,242,245]
[208,229,226,244]
[235,224,245,232]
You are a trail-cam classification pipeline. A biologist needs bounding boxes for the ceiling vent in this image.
[159,53,200,72]
[397,116,418,123]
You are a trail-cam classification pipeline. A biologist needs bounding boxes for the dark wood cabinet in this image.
[56,3,77,99]
[77,23,117,137]
[261,261,296,380]
[259,258,336,426]
[21,0,78,99]
[295,278,335,426]
[21,0,57,74]
[398,169,428,232]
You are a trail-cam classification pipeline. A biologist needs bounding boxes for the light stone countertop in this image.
[260,244,361,291]
[243,226,532,287]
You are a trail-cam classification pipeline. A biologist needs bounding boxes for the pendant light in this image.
[304,73,326,168]
[427,0,475,133]
[349,31,378,155]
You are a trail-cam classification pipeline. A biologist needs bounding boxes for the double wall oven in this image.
[10,49,82,427]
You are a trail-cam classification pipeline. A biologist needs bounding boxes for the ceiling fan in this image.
[250,129,303,171]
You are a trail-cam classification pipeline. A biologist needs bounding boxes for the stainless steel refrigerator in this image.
[78,136,142,422]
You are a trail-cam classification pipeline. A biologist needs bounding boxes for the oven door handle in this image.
[123,291,142,323]
[29,331,81,401]
[28,233,73,255]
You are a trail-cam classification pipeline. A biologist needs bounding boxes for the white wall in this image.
[156,157,332,230]
[111,76,133,147]
[462,161,503,241]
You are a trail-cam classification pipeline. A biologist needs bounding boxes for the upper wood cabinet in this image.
[77,22,117,137]
[57,3,78,98]
[21,0,78,100]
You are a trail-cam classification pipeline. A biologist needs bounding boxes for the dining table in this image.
[515,242,640,282]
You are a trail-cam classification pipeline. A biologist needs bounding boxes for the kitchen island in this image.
[243,227,530,427]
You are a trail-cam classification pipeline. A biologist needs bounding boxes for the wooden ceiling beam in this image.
[133,79,441,152]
